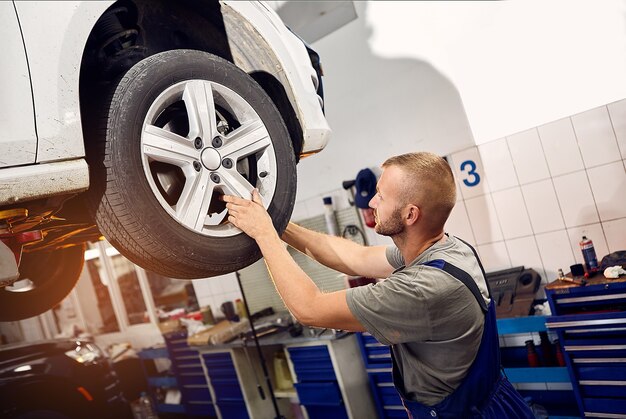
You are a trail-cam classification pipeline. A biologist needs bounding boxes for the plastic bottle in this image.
[579,236,598,273]
[235,298,247,319]
[525,340,539,367]
[138,391,158,419]
[322,196,339,236]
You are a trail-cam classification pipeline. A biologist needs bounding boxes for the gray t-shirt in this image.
[346,235,490,406]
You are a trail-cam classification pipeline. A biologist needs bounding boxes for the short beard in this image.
[375,206,405,237]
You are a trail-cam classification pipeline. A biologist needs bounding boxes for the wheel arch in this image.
[78,0,303,159]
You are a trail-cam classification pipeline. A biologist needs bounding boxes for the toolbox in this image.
[546,277,626,417]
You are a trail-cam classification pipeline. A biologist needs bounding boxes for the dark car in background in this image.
[0,339,132,419]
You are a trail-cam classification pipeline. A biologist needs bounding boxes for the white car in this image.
[0,1,330,321]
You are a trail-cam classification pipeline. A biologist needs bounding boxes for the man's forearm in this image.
[282,222,365,276]
[256,231,323,324]
[282,222,394,279]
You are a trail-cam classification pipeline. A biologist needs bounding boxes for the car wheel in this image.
[87,50,296,279]
[0,245,86,322]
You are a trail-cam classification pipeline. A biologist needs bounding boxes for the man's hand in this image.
[223,189,275,241]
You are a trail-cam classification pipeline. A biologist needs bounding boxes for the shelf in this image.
[147,376,178,387]
[504,367,570,383]
[496,316,548,334]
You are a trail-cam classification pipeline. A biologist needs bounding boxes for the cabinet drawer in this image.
[202,352,233,367]
[581,385,626,398]
[175,363,204,376]
[584,397,626,415]
[186,401,216,416]
[212,378,245,402]
[217,401,249,419]
[379,384,402,406]
[577,366,626,381]
[288,346,332,366]
[293,365,336,382]
[171,348,200,360]
[295,382,343,406]
[305,405,349,419]
[177,372,208,386]
[181,385,211,401]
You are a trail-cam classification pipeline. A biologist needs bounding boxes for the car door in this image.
[0,2,37,167]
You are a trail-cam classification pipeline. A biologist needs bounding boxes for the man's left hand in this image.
[223,189,275,241]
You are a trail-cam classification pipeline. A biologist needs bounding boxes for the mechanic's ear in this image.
[406,205,420,225]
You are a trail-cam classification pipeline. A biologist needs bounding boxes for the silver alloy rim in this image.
[141,80,277,237]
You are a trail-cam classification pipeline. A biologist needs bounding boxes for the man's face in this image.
[368,166,406,237]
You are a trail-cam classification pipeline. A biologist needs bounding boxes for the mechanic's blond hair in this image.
[382,152,456,233]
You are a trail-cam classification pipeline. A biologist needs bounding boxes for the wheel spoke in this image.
[175,169,215,231]
[220,119,271,161]
[183,80,217,141]
[220,170,255,201]
[142,125,198,166]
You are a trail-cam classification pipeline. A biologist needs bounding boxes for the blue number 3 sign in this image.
[460,160,481,187]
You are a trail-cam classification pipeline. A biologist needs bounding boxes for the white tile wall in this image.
[521,180,565,234]
[505,236,546,283]
[538,118,584,177]
[571,106,621,168]
[477,241,511,272]
[507,128,550,185]
[478,138,518,192]
[445,202,476,244]
[587,161,626,221]
[607,98,626,160]
[552,170,599,227]
[491,187,533,239]
[535,230,576,281]
[464,195,503,244]
[192,272,242,319]
[442,99,625,285]
[603,218,626,252]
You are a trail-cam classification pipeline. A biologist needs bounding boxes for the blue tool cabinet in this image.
[200,351,249,419]
[137,346,186,415]
[285,336,376,419]
[163,331,217,417]
[546,280,626,418]
[287,344,349,419]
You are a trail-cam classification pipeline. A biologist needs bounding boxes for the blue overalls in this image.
[390,240,535,418]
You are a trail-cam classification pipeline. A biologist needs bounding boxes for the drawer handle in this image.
[547,318,626,328]
[579,380,626,386]
[565,345,626,351]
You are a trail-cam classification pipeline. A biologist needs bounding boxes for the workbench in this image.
[141,321,375,419]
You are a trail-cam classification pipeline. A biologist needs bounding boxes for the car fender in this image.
[222,1,331,154]
[14,1,114,165]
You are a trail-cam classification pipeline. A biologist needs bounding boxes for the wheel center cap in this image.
[201,148,221,170]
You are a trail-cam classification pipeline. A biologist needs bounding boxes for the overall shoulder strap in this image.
[454,236,493,298]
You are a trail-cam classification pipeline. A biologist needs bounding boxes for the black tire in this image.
[87,50,296,279]
[0,245,86,322]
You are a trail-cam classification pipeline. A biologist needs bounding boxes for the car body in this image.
[0,339,132,419]
[0,0,330,321]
